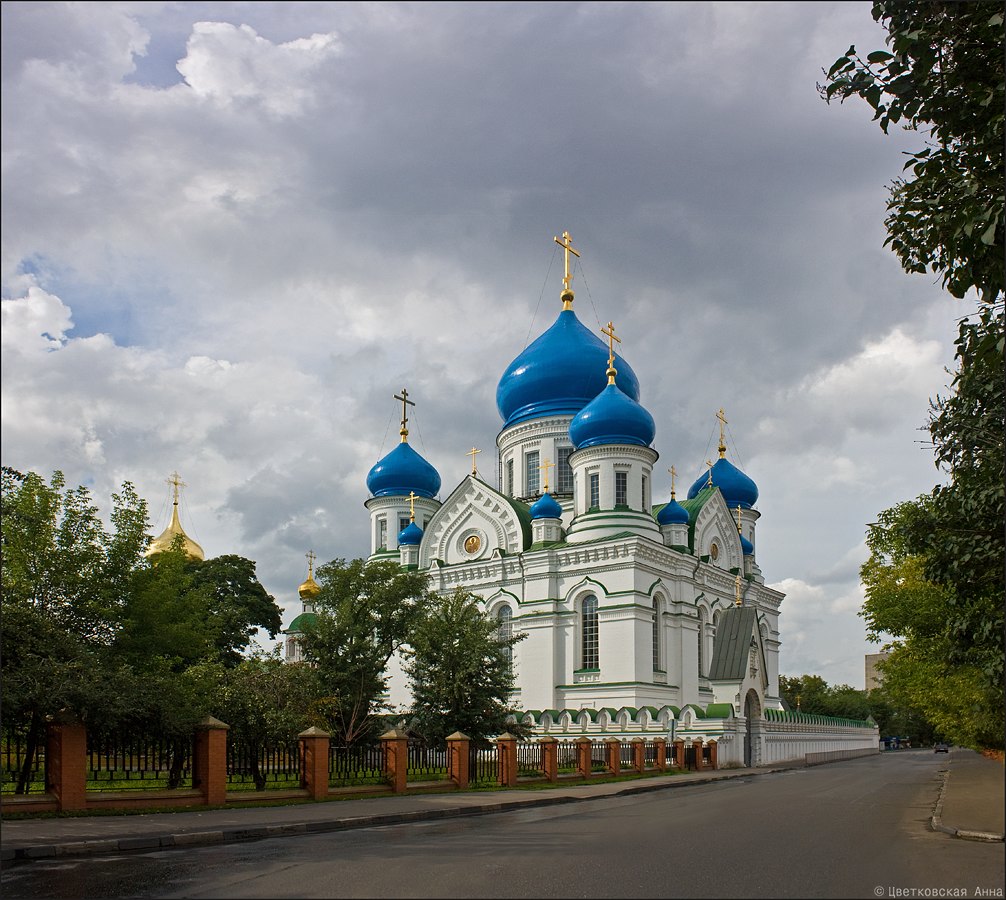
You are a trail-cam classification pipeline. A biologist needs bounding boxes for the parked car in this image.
[934,742,950,753]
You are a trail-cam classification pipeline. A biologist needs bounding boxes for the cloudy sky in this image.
[2,1,975,689]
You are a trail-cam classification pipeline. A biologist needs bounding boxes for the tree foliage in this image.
[300,558,430,746]
[0,466,286,792]
[404,588,527,746]
[860,306,1004,750]
[186,554,282,667]
[822,1,1004,302]
[214,651,321,789]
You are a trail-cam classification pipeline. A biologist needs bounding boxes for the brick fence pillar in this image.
[298,726,330,800]
[605,739,621,775]
[673,739,685,770]
[653,738,667,771]
[575,738,593,778]
[707,739,718,770]
[446,731,470,790]
[497,733,517,788]
[46,711,87,812]
[539,736,558,783]
[380,728,409,794]
[193,716,230,806]
[695,739,706,769]
[631,737,646,773]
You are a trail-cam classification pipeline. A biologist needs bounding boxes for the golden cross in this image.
[668,465,677,499]
[540,457,555,492]
[467,446,481,476]
[305,549,316,578]
[167,471,186,504]
[395,388,415,443]
[736,504,743,534]
[553,230,580,308]
[601,321,621,383]
[716,407,728,458]
[705,459,714,487]
[408,490,417,523]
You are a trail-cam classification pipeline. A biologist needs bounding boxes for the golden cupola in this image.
[146,472,205,561]
[298,550,321,600]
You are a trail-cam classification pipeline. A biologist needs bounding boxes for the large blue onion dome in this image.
[366,441,441,498]
[740,533,754,556]
[398,520,424,546]
[496,310,640,428]
[687,457,758,509]
[530,491,563,520]
[569,382,655,450]
[657,497,689,526]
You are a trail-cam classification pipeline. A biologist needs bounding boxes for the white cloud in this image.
[177,22,340,117]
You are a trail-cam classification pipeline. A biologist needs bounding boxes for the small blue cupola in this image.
[530,491,563,520]
[398,520,424,546]
[657,497,689,526]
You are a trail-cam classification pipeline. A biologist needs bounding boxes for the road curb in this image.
[930,768,1005,843]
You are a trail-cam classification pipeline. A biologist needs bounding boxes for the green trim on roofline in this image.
[764,708,876,729]
[704,703,734,719]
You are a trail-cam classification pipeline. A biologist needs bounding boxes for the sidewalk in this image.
[2,749,1001,864]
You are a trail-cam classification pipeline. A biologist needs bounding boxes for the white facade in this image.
[287,256,878,762]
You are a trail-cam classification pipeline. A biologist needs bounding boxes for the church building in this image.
[286,232,876,766]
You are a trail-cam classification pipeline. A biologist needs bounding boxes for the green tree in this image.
[215,650,321,790]
[404,588,527,746]
[300,558,429,746]
[822,1,1004,302]
[0,468,149,792]
[186,554,282,667]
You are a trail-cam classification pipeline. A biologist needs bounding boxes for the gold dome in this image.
[146,503,205,560]
[146,472,204,561]
[298,574,321,599]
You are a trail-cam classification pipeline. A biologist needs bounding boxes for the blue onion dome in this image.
[657,497,689,526]
[687,457,758,509]
[496,310,640,428]
[366,441,441,498]
[398,520,423,546]
[530,491,563,520]
[740,533,754,556]
[569,382,655,450]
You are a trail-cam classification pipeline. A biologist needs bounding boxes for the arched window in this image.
[496,605,513,668]
[652,597,662,670]
[698,608,708,677]
[581,594,599,670]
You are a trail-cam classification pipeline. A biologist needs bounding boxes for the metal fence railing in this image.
[87,732,193,791]
[226,739,300,790]
[556,741,578,774]
[515,741,543,778]
[329,743,386,787]
[469,743,499,784]
[406,742,448,781]
[1,728,45,794]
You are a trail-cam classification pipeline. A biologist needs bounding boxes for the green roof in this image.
[708,606,758,680]
[286,611,318,634]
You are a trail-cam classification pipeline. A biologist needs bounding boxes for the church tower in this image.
[364,388,441,558]
[565,320,661,543]
[495,232,640,520]
[284,550,321,662]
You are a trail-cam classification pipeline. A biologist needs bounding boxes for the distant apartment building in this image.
[865,652,891,691]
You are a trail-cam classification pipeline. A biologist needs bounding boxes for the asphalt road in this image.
[3,753,1003,899]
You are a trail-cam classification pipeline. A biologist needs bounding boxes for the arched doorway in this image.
[743,689,762,767]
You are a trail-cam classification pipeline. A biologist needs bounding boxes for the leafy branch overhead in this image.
[821,2,1004,302]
